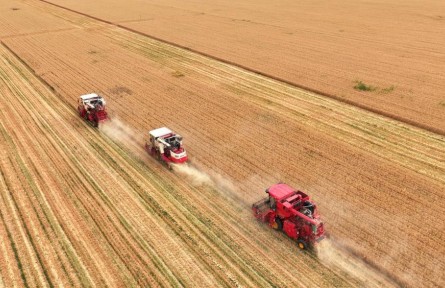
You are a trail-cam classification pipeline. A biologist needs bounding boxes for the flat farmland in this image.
[0,40,370,287]
[0,0,444,287]
[42,0,445,134]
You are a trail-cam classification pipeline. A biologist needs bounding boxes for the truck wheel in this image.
[297,240,307,250]
[272,217,283,230]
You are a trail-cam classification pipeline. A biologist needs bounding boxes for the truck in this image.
[252,183,325,249]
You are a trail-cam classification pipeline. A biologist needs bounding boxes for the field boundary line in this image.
[28,0,445,136]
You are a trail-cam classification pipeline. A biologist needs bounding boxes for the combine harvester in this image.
[252,183,325,250]
[145,127,188,169]
[78,93,108,127]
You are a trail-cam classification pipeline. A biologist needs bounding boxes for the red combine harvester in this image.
[145,127,188,169]
[78,93,108,127]
[252,183,325,249]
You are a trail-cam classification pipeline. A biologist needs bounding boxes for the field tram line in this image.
[0,144,51,286]
[9,64,197,286]
[26,74,199,286]
[0,169,28,287]
[0,49,149,286]
[1,47,132,280]
[23,99,173,285]
[0,98,104,285]
[2,94,129,286]
[0,69,69,287]
[0,71,96,285]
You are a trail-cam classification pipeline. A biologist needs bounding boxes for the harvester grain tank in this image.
[252,183,325,249]
[78,93,108,127]
[145,127,188,169]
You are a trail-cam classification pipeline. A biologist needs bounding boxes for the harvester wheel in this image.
[93,115,99,127]
[297,240,307,250]
[272,217,283,230]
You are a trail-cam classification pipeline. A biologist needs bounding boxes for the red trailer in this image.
[145,127,188,169]
[78,93,108,127]
[252,183,325,249]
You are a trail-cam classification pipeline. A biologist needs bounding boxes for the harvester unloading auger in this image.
[78,93,108,127]
[253,183,325,250]
[145,127,188,169]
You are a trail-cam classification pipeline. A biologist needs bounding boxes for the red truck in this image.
[252,183,325,249]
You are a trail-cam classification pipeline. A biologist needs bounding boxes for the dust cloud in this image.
[316,239,398,287]
[171,163,212,186]
[99,118,143,152]
[172,162,249,205]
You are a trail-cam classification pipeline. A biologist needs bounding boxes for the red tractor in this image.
[252,183,325,250]
[145,127,188,169]
[78,93,108,127]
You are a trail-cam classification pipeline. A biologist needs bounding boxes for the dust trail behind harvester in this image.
[100,119,398,286]
[99,118,144,154]
[316,239,400,287]
[171,163,249,205]
[171,163,212,186]
[100,119,242,202]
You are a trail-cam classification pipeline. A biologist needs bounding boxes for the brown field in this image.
[0,0,444,287]
[41,0,445,135]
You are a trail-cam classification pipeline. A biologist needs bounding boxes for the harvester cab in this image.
[78,93,108,127]
[145,127,188,168]
[252,183,325,250]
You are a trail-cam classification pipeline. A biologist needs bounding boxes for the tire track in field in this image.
[0,46,177,286]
